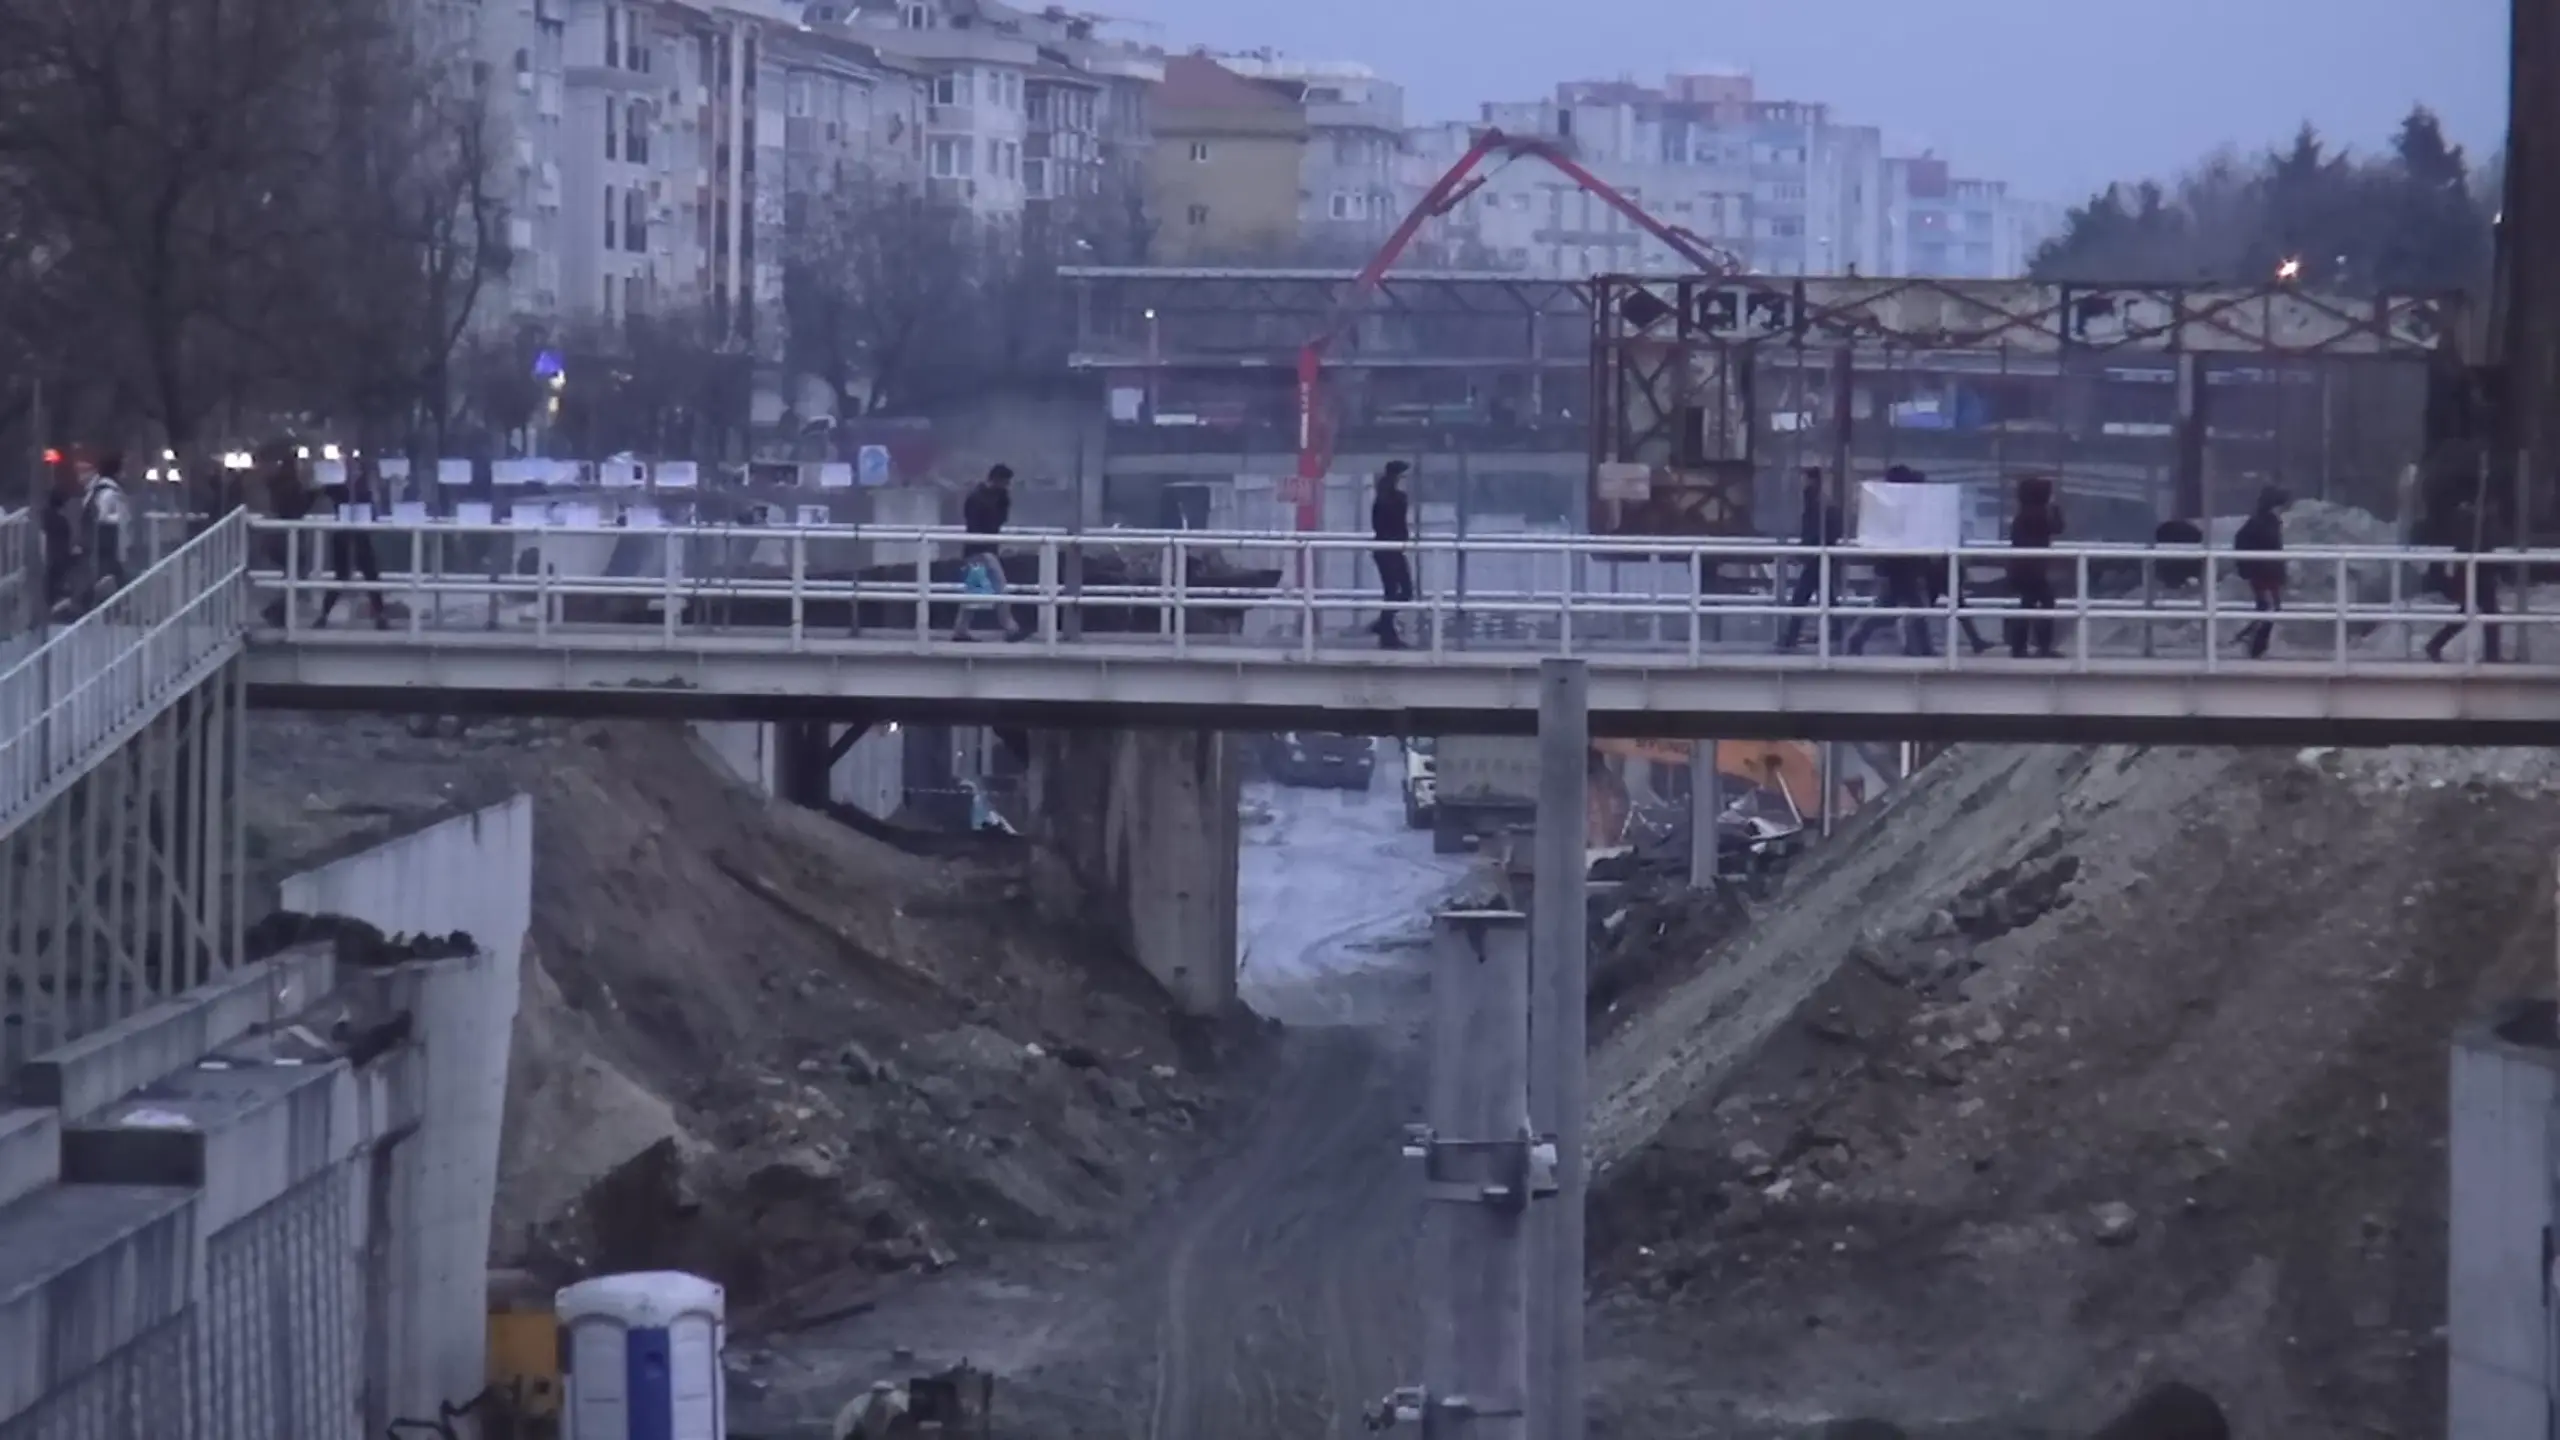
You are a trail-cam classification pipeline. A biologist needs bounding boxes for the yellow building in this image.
[1148,55,1310,264]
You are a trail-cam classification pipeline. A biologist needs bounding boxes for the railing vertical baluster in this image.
[1688,545,1704,665]
[789,529,806,651]
[1298,535,1317,661]
[2073,552,2090,667]
[1040,538,1060,651]
[1556,537,1573,657]
[2202,550,2219,671]
[2333,554,2348,667]
[1158,539,1175,646]
[660,526,677,646]
[1172,535,1190,656]
[914,537,932,646]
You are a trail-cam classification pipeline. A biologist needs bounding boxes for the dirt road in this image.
[744,766,1473,1440]
[1139,776,1470,1438]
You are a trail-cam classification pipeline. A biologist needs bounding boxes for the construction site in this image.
[374,75,2538,1440]
[0,11,2551,1440]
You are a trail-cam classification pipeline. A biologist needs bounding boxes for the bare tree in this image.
[782,175,989,416]
[271,4,511,465]
[0,0,380,450]
[554,306,753,460]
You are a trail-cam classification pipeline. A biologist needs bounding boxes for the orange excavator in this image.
[1287,128,1742,531]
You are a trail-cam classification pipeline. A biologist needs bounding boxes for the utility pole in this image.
[1372,908,1546,1438]
[1530,659,1589,1440]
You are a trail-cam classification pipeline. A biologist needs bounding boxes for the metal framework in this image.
[0,514,251,1068]
[1593,273,2466,539]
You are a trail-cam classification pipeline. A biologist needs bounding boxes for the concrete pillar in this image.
[1026,729,1241,1015]
[2448,998,2560,1439]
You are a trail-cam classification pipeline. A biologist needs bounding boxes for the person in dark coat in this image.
[258,446,316,626]
[1777,466,1845,651]
[2231,485,2287,659]
[1846,464,1937,657]
[1370,460,1414,649]
[39,466,75,613]
[2425,499,2503,662]
[2006,474,2064,658]
[313,460,389,630]
[952,463,1029,642]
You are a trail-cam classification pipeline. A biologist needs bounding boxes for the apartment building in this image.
[1414,73,1888,277]
[824,0,1157,228]
[1213,53,1409,255]
[1147,54,1309,263]
[1419,71,2059,280]
[1878,158,2055,277]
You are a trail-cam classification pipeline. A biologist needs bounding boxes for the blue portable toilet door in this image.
[626,1327,674,1440]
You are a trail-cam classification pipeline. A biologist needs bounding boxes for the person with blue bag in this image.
[951,463,1030,643]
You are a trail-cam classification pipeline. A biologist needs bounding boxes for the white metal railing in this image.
[0,507,34,643]
[0,510,252,841]
[243,516,2553,675]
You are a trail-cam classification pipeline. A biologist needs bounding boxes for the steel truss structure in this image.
[0,515,252,1070]
[1592,274,2464,538]
[1066,266,1593,372]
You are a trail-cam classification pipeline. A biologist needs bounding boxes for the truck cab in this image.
[1401,737,1437,829]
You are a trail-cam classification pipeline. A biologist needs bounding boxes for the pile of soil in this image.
[1586,742,2560,1438]
[245,715,1239,1325]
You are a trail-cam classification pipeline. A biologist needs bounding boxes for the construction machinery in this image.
[1289,127,1742,532]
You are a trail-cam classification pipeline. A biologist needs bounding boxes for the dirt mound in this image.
[246,715,1230,1322]
[1589,741,2560,1438]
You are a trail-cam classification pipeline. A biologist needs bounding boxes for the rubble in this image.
[1588,737,2560,1437]
[243,714,1237,1319]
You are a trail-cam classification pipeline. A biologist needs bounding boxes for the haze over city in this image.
[1106,0,2511,199]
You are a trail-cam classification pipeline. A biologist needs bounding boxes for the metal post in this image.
[1454,445,1473,650]
[1530,658,1589,1440]
[1384,908,1537,1439]
[1687,739,1718,890]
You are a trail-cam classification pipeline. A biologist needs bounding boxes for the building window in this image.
[604,6,620,68]
[902,1,930,26]
[605,98,618,159]
[627,107,649,164]
[624,188,647,252]
[928,137,970,177]
[1188,141,1209,163]
[1023,157,1046,197]
[624,274,645,316]
[1186,204,1208,226]
[1328,191,1364,220]
[604,183,617,249]
[932,71,967,107]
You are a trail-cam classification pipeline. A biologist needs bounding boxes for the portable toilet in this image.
[557,1271,726,1440]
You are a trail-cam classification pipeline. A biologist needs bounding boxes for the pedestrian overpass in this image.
[235,515,2560,747]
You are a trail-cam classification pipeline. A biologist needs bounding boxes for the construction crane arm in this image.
[1292,128,1739,513]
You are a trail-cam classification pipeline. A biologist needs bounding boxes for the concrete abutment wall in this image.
[0,795,531,1438]
[1027,730,1241,1015]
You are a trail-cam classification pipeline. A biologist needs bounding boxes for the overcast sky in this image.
[1097,0,2510,203]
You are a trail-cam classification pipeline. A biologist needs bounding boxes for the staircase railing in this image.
[0,509,250,842]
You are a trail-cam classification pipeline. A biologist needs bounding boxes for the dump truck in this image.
[1431,735,1541,855]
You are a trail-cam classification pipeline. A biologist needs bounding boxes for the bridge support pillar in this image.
[1026,729,1239,1016]
[2447,999,2560,1436]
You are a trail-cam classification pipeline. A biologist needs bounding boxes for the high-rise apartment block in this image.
[1414,71,2049,279]
[462,0,1159,341]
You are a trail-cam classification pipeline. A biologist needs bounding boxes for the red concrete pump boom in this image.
[1291,127,1740,527]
